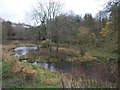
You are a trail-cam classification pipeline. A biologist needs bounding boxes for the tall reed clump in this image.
[59,72,118,88]
[59,61,118,88]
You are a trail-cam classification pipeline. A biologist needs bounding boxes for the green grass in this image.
[23,84,61,88]
[0,60,2,72]
[2,61,9,73]
[41,85,62,88]
[86,47,118,60]
[2,60,61,88]
[35,73,47,84]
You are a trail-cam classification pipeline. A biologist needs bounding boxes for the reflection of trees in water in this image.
[55,62,72,72]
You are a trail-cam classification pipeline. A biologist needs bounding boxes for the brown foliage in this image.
[29,47,79,61]
[40,40,49,48]
[25,72,35,84]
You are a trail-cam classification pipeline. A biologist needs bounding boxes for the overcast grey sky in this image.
[0,0,109,24]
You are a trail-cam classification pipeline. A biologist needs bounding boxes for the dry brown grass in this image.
[41,79,60,85]
[29,47,80,61]
[82,52,97,60]
[25,72,35,84]
[2,44,37,83]
[59,62,118,88]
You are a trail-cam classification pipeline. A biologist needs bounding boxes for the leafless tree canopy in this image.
[32,0,62,26]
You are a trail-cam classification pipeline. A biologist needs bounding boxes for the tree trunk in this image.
[49,44,52,53]
[80,47,85,57]
[56,42,59,53]
[48,35,52,53]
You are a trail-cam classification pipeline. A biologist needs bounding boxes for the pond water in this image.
[30,62,72,72]
[13,46,38,57]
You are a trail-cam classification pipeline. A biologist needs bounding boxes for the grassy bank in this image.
[2,44,61,88]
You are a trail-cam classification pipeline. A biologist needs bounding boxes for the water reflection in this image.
[31,62,72,72]
[36,63,56,72]
[13,46,37,57]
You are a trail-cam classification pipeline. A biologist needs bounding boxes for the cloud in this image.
[0,0,108,24]
[64,0,108,17]
[0,0,37,23]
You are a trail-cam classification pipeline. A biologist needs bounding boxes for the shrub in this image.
[40,40,49,48]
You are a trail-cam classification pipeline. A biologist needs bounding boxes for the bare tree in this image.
[31,0,63,54]
[32,0,62,25]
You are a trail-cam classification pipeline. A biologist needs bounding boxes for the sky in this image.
[0,0,109,25]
